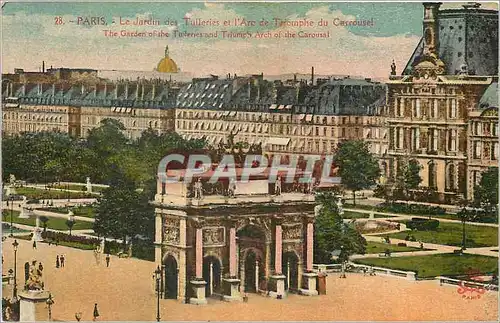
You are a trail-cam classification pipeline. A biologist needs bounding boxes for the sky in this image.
[1,1,498,79]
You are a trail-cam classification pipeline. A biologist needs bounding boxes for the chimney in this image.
[104,83,107,97]
[52,83,56,96]
[152,84,156,99]
[422,2,441,56]
[94,85,97,97]
[22,83,26,96]
[115,83,118,99]
[81,84,85,96]
[141,84,145,100]
[38,83,42,95]
[125,82,129,99]
[9,83,13,97]
[311,66,314,85]
[42,61,45,73]
[135,82,139,99]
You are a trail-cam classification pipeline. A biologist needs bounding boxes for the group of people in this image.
[55,254,66,268]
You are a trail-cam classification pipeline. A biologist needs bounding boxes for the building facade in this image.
[386,2,498,201]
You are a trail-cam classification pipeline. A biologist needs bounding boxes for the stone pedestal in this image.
[222,278,242,302]
[299,272,319,296]
[189,280,207,305]
[18,290,50,322]
[268,275,286,299]
[18,207,30,219]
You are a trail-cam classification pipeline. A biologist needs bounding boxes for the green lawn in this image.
[2,210,94,231]
[355,253,498,278]
[343,211,369,219]
[52,184,106,193]
[364,241,427,254]
[14,187,94,200]
[386,221,498,247]
[37,205,96,218]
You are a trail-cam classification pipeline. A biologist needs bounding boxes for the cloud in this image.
[2,4,421,80]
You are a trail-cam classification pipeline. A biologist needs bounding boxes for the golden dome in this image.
[156,46,178,73]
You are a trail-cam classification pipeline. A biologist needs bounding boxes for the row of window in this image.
[177,110,382,126]
[4,113,64,123]
[472,121,498,137]
[394,127,459,152]
[472,141,499,160]
[395,98,458,119]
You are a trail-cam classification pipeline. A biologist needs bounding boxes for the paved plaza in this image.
[2,237,497,321]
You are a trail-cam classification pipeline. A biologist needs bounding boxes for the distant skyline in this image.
[2,1,498,79]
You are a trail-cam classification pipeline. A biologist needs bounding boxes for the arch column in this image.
[223,218,242,302]
[269,216,286,299]
[189,218,207,305]
[300,215,318,296]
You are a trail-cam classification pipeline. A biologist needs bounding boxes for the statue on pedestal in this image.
[86,177,92,194]
[25,260,44,291]
[194,178,203,199]
[390,60,397,76]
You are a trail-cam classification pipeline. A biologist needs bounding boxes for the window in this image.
[315,127,319,136]
[473,141,482,159]
[341,128,346,137]
[450,99,457,118]
[396,127,404,149]
[448,129,457,151]
[399,98,405,117]
[493,142,498,160]
[446,164,456,191]
[474,122,481,135]
[428,161,437,188]
[415,99,421,118]
[412,128,420,150]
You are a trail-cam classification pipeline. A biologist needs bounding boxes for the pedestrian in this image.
[32,240,37,249]
[56,255,60,268]
[60,254,65,267]
[93,303,100,321]
[105,254,110,267]
[38,262,44,273]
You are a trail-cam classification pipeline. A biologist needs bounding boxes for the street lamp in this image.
[154,266,161,322]
[10,196,14,237]
[340,245,346,279]
[46,293,54,321]
[12,240,19,298]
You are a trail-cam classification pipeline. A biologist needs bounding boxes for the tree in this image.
[314,192,367,264]
[334,140,380,205]
[65,219,75,236]
[93,178,155,251]
[456,202,480,251]
[394,158,422,202]
[473,167,498,218]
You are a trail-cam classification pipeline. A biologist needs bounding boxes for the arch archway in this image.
[203,255,222,297]
[237,224,268,293]
[282,251,299,291]
[428,161,437,188]
[163,255,178,299]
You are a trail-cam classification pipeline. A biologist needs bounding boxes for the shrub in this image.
[407,218,440,231]
[377,202,445,216]
[397,242,407,247]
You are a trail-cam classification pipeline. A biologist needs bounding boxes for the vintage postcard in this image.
[1,0,499,321]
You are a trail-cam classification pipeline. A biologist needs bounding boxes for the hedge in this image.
[407,218,440,231]
[377,202,446,216]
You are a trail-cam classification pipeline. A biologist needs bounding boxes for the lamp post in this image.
[46,293,54,321]
[154,266,161,322]
[340,245,346,279]
[10,196,14,237]
[12,239,19,298]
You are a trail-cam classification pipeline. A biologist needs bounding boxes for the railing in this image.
[312,263,416,280]
[436,276,498,292]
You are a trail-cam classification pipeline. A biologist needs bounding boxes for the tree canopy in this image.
[314,192,366,264]
[334,140,380,205]
[473,167,498,219]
